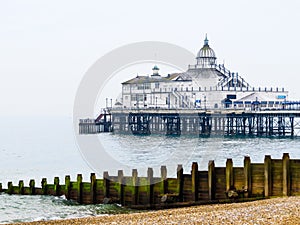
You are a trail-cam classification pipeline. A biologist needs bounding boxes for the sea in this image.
[1,116,300,224]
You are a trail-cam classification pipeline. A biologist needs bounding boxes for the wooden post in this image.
[77,174,83,204]
[29,179,35,195]
[0,183,2,192]
[7,182,13,194]
[208,160,215,200]
[118,170,124,205]
[244,156,251,198]
[177,164,184,202]
[65,175,71,200]
[41,178,47,195]
[103,171,110,199]
[54,177,60,196]
[226,159,233,192]
[264,155,272,197]
[191,162,199,202]
[147,167,154,205]
[282,153,290,196]
[18,180,24,195]
[160,165,167,195]
[132,169,138,205]
[90,173,97,204]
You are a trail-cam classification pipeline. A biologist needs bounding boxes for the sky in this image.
[1,0,300,117]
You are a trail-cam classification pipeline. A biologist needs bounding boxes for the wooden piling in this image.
[244,156,251,197]
[282,153,290,196]
[19,180,24,195]
[191,162,199,201]
[132,169,138,205]
[226,158,233,192]
[177,165,184,202]
[29,179,35,195]
[41,178,47,195]
[54,177,60,196]
[160,166,167,195]
[208,160,215,200]
[0,183,2,192]
[118,170,124,205]
[77,174,83,204]
[103,171,110,199]
[90,173,97,204]
[264,155,272,197]
[147,167,154,205]
[65,175,71,199]
[7,182,13,194]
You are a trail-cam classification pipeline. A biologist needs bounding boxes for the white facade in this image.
[118,36,288,110]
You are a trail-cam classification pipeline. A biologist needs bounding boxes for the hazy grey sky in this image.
[1,0,300,116]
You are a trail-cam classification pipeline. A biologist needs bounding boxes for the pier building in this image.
[79,36,300,136]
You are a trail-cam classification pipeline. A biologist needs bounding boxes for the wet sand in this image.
[12,196,300,225]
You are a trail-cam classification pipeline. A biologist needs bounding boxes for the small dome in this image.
[196,36,216,59]
[196,35,217,67]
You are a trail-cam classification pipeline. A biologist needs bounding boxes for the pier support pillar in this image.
[282,153,290,196]
[264,155,272,197]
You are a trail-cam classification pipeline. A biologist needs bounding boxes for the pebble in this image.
[10,196,300,225]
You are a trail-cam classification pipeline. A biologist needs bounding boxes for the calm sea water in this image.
[1,116,300,224]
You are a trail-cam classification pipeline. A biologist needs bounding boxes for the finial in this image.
[204,34,209,45]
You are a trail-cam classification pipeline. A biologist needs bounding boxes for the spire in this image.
[204,34,209,46]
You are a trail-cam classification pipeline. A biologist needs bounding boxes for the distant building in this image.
[119,35,288,110]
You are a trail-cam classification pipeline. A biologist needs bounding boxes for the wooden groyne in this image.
[1,153,300,209]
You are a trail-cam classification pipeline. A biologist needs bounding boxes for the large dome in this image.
[196,35,217,67]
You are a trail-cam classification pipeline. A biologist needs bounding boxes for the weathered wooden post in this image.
[7,182,13,194]
[103,171,110,200]
[147,167,154,205]
[264,155,272,197]
[160,165,167,195]
[54,177,60,196]
[0,183,2,192]
[41,178,47,195]
[18,180,24,195]
[65,175,71,199]
[177,164,184,202]
[282,153,290,196]
[118,170,124,205]
[90,173,97,204]
[208,160,215,200]
[226,158,233,192]
[77,174,83,204]
[132,169,138,205]
[191,162,199,202]
[244,156,251,198]
[29,179,35,195]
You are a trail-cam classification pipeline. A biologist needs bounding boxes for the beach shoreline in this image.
[11,196,300,225]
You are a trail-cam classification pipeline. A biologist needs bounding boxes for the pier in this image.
[1,153,300,209]
[79,109,300,137]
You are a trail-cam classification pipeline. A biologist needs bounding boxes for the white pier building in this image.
[119,36,288,110]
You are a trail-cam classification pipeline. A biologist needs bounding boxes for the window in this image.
[144,83,150,89]
[155,83,159,89]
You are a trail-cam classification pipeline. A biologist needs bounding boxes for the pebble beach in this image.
[12,196,300,225]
